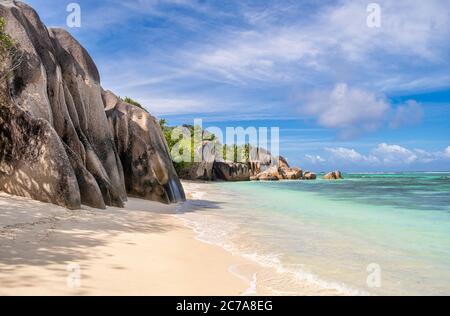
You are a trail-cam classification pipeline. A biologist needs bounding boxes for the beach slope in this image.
[0,192,247,295]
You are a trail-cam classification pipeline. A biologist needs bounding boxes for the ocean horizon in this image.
[178,172,450,295]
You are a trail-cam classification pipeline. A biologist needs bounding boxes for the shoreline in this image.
[0,191,251,295]
[178,181,348,296]
[0,181,345,296]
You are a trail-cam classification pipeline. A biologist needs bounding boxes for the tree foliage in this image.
[0,18,14,51]
[158,118,253,177]
[0,17,23,80]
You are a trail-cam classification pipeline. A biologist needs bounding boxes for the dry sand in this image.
[0,191,252,295]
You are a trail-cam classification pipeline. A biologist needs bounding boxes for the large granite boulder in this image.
[248,147,274,175]
[251,165,303,181]
[279,167,303,180]
[303,171,317,180]
[180,161,215,181]
[104,91,185,203]
[0,87,81,209]
[323,170,343,180]
[0,1,184,208]
[213,161,250,181]
[251,166,280,181]
[179,142,292,182]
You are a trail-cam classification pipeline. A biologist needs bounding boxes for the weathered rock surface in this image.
[251,166,280,181]
[303,171,317,180]
[0,1,184,208]
[178,139,313,182]
[279,167,303,180]
[0,91,81,209]
[179,142,287,182]
[180,161,215,181]
[213,161,250,181]
[104,91,185,203]
[251,165,303,181]
[248,147,276,175]
[250,156,306,181]
[323,170,343,180]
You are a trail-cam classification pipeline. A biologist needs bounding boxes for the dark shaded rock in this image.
[64,143,105,209]
[181,162,215,181]
[278,156,290,169]
[213,161,250,181]
[105,92,185,203]
[49,28,127,207]
[0,88,81,209]
[303,171,317,180]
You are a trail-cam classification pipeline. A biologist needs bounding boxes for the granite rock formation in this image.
[104,91,185,203]
[0,1,184,209]
[251,158,304,181]
[303,171,317,180]
[323,170,343,180]
[213,161,251,181]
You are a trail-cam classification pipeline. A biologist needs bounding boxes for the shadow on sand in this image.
[0,193,223,288]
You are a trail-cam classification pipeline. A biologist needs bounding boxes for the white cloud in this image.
[305,154,326,164]
[372,143,418,164]
[326,147,366,162]
[390,100,423,128]
[301,83,388,137]
[300,83,423,138]
[313,0,450,62]
[191,29,320,83]
[315,144,450,167]
[445,146,450,158]
[182,0,450,87]
[37,0,448,123]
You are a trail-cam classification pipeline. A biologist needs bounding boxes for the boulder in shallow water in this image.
[251,166,280,181]
[303,171,317,180]
[279,167,303,180]
[323,170,343,180]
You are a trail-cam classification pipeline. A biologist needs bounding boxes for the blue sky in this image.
[27,0,450,171]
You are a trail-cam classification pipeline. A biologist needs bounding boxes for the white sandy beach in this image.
[0,187,254,295]
[0,182,340,296]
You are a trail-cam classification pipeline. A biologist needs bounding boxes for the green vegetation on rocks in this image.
[121,96,148,112]
[0,17,14,52]
[158,118,252,176]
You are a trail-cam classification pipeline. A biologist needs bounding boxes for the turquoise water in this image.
[178,173,450,295]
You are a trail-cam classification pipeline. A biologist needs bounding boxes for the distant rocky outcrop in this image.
[213,161,251,181]
[302,171,316,180]
[178,141,286,181]
[323,170,343,180]
[176,138,314,182]
[251,160,308,181]
[0,1,184,209]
